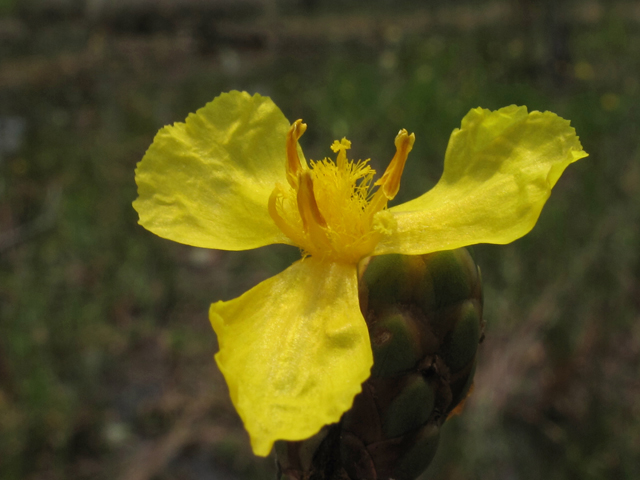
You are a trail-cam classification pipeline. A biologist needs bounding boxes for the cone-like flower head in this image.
[133,91,587,456]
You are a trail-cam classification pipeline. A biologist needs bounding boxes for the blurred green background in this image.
[1,0,639,479]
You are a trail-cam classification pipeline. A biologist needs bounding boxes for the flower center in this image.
[268,120,414,264]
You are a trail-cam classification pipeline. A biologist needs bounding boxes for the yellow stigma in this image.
[268,121,414,263]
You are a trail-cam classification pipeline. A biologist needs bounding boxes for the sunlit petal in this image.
[134,91,298,250]
[209,258,372,456]
[374,106,587,255]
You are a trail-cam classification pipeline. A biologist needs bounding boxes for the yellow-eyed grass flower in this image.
[133,91,587,456]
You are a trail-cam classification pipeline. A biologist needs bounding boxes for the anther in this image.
[296,171,327,232]
[286,120,307,189]
[376,129,415,200]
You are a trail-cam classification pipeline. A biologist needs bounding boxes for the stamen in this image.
[271,125,405,262]
[297,171,327,231]
[297,171,332,255]
[376,129,415,200]
[286,120,307,189]
[268,185,306,247]
[365,129,415,217]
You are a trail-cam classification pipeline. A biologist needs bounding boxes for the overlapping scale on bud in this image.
[276,248,484,480]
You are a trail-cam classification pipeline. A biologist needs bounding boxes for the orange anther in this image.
[376,129,415,200]
[286,120,307,188]
[296,171,327,232]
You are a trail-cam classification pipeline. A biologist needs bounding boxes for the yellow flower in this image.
[133,91,587,456]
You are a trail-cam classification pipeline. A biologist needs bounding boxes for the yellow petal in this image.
[209,258,372,456]
[133,91,296,250]
[374,105,588,255]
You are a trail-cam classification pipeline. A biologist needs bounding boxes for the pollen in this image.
[268,120,414,263]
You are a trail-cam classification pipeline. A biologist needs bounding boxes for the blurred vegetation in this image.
[0,0,639,479]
